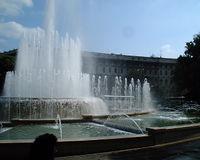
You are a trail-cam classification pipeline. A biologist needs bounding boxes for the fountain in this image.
[0,0,174,133]
[1,0,196,137]
[0,0,152,140]
[0,9,153,121]
[2,1,200,159]
[95,76,153,114]
[1,0,111,121]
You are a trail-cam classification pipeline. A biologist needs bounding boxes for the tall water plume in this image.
[1,0,153,121]
[3,0,90,98]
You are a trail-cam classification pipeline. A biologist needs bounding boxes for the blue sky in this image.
[0,0,200,58]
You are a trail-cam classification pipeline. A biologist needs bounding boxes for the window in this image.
[109,67,111,73]
[103,67,105,73]
[96,66,98,72]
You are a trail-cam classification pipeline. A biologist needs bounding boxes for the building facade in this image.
[0,49,177,97]
[82,52,177,96]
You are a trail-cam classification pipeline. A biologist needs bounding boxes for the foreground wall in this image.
[1,123,200,160]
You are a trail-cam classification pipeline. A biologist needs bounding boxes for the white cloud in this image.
[161,44,172,54]
[160,44,177,58]
[157,44,179,58]
[0,0,33,16]
[0,21,41,39]
[0,21,26,38]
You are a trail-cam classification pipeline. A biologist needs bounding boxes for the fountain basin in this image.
[0,97,109,121]
[0,123,133,140]
[1,123,200,160]
[1,110,200,159]
[1,110,199,138]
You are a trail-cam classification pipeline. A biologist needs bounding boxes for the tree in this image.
[174,33,200,101]
[0,50,16,95]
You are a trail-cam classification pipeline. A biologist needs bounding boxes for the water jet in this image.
[1,0,200,159]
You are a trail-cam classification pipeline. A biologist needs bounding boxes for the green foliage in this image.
[0,54,16,72]
[174,33,200,100]
[0,50,16,95]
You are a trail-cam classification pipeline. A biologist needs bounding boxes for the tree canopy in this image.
[0,50,16,95]
[174,33,200,100]
[0,54,15,72]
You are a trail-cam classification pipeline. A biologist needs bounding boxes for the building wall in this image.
[82,52,177,96]
[0,50,177,97]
